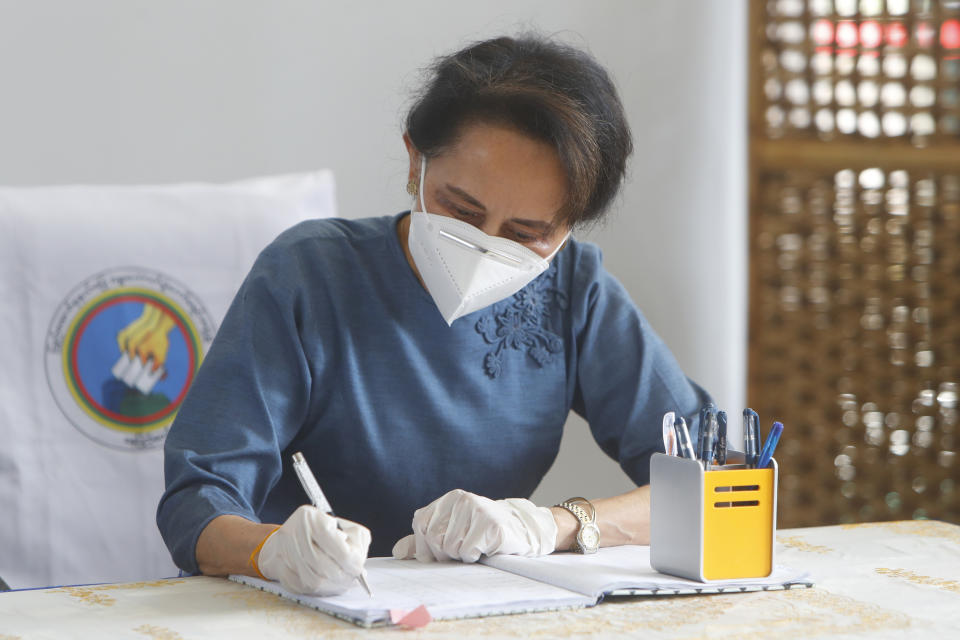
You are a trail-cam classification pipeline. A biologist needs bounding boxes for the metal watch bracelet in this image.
[555,497,599,554]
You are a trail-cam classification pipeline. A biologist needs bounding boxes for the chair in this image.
[0,171,335,589]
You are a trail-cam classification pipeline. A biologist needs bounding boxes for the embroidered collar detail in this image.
[475,264,568,379]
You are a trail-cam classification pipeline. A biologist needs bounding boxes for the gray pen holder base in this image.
[650,453,779,582]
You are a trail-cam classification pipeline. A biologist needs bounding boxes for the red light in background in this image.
[886,22,908,48]
[812,19,834,46]
[837,21,859,48]
[916,22,935,48]
[942,20,960,49]
[860,21,883,48]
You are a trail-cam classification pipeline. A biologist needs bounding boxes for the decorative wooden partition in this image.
[748,0,960,528]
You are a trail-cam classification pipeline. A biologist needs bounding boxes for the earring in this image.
[406,180,418,197]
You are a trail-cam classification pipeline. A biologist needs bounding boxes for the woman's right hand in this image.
[256,505,371,596]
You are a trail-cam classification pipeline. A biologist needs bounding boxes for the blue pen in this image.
[743,408,760,468]
[674,415,696,460]
[716,410,728,466]
[756,421,783,469]
[698,405,718,469]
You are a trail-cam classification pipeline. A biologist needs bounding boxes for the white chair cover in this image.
[0,172,336,588]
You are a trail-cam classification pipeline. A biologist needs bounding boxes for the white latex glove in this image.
[391,489,557,563]
[257,505,371,596]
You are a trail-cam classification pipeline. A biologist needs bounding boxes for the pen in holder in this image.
[649,453,778,582]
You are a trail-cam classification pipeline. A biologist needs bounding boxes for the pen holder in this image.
[649,453,778,582]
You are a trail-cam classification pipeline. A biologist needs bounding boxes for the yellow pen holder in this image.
[649,453,778,582]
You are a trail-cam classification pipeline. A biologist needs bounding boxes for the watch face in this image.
[579,524,600,550]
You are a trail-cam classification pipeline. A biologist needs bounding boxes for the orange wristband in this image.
[249,526,281,580]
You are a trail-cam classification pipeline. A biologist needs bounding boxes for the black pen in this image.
[698,404,718,470]
[743,408,760,468]
[674,415,697,460]
[697,403,714,463]
[716,410,728,466]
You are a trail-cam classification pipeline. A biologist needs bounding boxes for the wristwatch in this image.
[556,497,599,554]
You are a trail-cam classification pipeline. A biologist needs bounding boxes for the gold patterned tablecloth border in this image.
[668,588,915,640]
[839,520,960,545]
[876,568,960,595]
[214,585,361,637]
[379,587,918,639]
[134,625,184,640]
[46,579,186,607]
[777,535,833,554]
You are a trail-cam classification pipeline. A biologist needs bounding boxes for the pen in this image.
[743,408,760,468]
[715,410,728,466]
[755,421,783,470]
[698,404,718,470]
[674,415,696,460]
[696,403,715,463]
[662,411,678,456]
[292,452,373,597]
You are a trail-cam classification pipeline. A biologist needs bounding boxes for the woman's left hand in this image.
[392,489,557,562]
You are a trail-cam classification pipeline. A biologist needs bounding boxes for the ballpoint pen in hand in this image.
[292,452,373,597]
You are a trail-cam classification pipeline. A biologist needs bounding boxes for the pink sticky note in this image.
[389,605,432,629]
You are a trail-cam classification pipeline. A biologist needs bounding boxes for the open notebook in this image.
[230,545,812,628]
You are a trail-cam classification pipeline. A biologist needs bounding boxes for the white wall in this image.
[0,0,746,504]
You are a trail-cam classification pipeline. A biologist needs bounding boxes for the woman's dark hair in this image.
[405,34,633,228]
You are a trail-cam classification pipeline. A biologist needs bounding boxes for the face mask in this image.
[407,157,568,326]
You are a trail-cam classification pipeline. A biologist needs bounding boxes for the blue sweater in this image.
[157,213,710,572]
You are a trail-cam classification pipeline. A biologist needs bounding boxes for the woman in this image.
[157,34,709,596]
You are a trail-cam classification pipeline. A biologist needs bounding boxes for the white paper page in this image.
[231,557,593,626]
[481,545,811,599]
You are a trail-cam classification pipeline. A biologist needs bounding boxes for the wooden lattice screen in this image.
[748,0,960,528]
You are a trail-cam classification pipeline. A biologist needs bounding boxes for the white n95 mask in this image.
[407,157,568,326]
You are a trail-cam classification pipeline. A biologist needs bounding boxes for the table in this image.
[2,520,959,639]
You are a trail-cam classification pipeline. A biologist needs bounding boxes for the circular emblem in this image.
[45,268,216,451]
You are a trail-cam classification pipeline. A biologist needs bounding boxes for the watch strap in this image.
[555,497,597,553]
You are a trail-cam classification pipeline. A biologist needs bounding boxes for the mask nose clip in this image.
[438,229,524,266]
